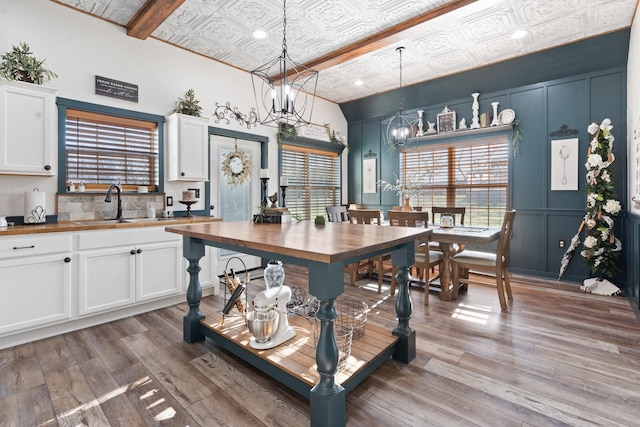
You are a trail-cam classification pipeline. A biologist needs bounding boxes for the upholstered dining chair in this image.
[348,209,392,293]
[387,210,443,305]
[326,205,349,223]
[450,210,516,310]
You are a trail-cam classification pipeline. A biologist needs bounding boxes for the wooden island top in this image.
[165,220,430,264]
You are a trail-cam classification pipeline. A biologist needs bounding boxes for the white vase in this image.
[416,110,424,137]
[470,92,480,129]
[490,102,500,127]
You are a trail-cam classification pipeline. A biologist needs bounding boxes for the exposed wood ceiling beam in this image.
[127,0,185,40]
[267,0,478,82]
[303,0,478,72]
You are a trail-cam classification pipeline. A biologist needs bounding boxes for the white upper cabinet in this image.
[0,80,58,175]
[166,113,209,181]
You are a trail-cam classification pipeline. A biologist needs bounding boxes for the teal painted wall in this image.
[341,31,630,288]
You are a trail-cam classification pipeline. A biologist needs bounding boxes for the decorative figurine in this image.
[459,118,468,129]
[426,121,437,134]
[268,192,278,208]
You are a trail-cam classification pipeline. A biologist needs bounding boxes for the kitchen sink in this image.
[122,218,175,223]
[73,218,176,226]
[73,219,124,226]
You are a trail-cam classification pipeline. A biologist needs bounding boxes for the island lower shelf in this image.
[199,313,399,398]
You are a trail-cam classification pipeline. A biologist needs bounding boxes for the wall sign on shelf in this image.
[297,123,331,142]
[95,75,139,102]
[437,106,456,133]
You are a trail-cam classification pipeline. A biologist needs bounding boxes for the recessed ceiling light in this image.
[253,30,267,39]
[511,30,528,39]
[354,80,364,86]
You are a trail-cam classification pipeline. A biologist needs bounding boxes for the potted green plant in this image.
[0,42,57,85]
[172,89,203,117]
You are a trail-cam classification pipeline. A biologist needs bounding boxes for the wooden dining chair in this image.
[450,210,516,310]
[387,210,443,305]
[429,207,467,266]
[325,205,349,222]
[431,206,466,226]
[348,209,392,293]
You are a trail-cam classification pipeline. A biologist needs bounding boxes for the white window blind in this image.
[65,109,159,191]
[281,144,340,220]
[400,136,509,226]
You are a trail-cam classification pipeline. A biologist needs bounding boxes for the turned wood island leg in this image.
[182,237,205,343]
[308,262,345,427]
[391,245,416,363]
[392,264,416,363]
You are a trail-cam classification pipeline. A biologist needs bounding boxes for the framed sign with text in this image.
[437,106,456,133]
[95,76,139,102]
[297,123,331,142]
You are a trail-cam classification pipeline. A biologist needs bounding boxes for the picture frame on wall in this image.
[363,158,377,193]
[437,106,456,133]
[550,138,579,191]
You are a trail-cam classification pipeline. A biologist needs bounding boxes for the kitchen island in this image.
[166,220,432,427]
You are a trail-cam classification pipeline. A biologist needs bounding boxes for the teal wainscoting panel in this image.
[510,86,545,210]
[590,71,627,201]
[509,211,545,276]
[547,212,589,283]
[362,120,382,207]
[547,79,587,210]
[624,213,640,319]
[348,123,363,205]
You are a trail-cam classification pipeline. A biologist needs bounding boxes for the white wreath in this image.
[222,150,252,187]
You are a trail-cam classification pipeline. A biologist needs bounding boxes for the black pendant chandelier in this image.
[251,0,318,129]
[384,47,414,149]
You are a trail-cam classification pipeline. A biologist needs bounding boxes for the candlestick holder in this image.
[280,185,288,207]
[260,177,269,207]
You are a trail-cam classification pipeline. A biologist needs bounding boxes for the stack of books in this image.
[254,207,291,223]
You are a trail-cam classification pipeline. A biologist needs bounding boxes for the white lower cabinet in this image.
[0,234,72,335]
[78,247,136,315]
[0,225,221,349]
[77,227,183,316]
[136,240,182,301]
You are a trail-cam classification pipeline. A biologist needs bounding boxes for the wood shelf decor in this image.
[414,123,513,143]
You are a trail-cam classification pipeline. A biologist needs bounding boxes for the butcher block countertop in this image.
[0,216,220,236]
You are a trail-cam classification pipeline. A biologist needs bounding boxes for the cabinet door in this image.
[0,81,57,175]
[136,240,182,301]
[0,254,71,335]
[78,247,136,315]
[166,113,209,181]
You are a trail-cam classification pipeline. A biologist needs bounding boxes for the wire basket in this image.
[335,298,368,340]
[286,286,319,318]
[312,320,353,371]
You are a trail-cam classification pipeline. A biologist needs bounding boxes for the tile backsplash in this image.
[56,193,165,222]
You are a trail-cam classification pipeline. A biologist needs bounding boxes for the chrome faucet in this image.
[105,183,123,221]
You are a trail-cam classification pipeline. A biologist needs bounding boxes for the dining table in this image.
[429,225,501,301]
[165,220,432,427]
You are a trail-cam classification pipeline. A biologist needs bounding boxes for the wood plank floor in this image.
[1,266,639,426]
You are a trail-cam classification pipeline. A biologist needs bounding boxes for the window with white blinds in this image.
[400,135,509,226]
[65,109,159,191]
[281,144,341,220]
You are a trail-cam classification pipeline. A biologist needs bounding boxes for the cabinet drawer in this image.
[0,234,72,259]
[78,226,181,250]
